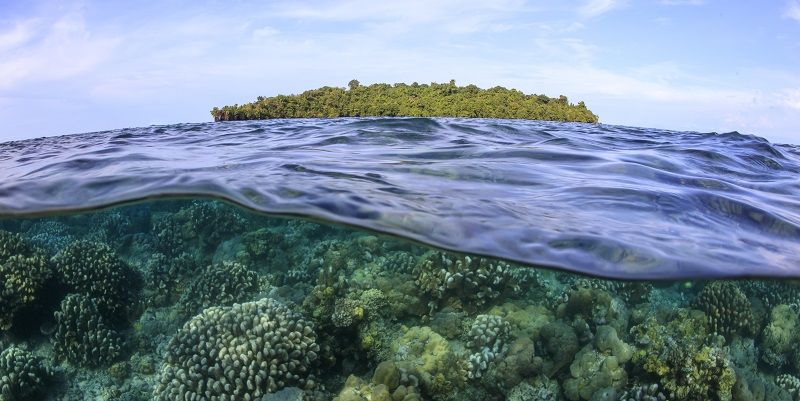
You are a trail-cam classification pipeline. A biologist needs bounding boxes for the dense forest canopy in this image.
[211,80,599,123]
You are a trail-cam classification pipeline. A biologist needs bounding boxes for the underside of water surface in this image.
[0,199,798,401]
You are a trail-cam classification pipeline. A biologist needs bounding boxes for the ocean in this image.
[0,118,798,401]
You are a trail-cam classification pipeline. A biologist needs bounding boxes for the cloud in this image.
[578,0,626,18]
[659,0,706,5]
[0,12,120,90]
[784,0,800,21]
[272,0,529,34]
[780,88,800,110]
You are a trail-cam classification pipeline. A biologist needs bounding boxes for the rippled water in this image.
[1,118,798,279]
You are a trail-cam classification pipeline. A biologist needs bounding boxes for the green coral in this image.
[178,260,260,315]
[0,346,51,401]
[413,251,530,314]
[538,320,580,376]
[0,231,51,331]
[391,326,467,400]
[152,201,246,257]
[630,309,736,401]
[53,240,138,322]
[776,374,800,401]
[557,286,630,338]
[759,304,798,368]
[693,282,755,339]
[53,293,123,367]
[333,361,422,401]
[563,325,631,401]
[154,298,320,401]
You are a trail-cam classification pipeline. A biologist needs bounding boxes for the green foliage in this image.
[210,80,599,123]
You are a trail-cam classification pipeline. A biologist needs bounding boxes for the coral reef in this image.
[390,326,467,399]
[630,309,736,401]
[332,361,422,401]
[464,314,511,379]
[178,260,260,315]
[24,220,74,255]
[618,383,670,401]
[0,346,51,401]
[741,281,800,309]
[776,374,800,401]
[53,294,123,367]
[692,282,755,339]
[2,200,800,401]
[557,286,630,341]
[52,240,139,321]
[413,251,531,314]
[144,251,197,306]
[154,298,320,401]
[0,231,51,331]
[563,325,632,400]
[759,304,798,369]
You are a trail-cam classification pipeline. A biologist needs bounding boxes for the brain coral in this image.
[563,325,631,401]
[155,298,320,401]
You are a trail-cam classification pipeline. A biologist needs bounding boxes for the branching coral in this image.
[618,383,670,401]
[53,294,123,367]
[776,374,800,401]
[179,260,260,315]
[630,309,736,401]
[155,298,321,401]
[413,251,532,314]
[52,240,138,321]
[0,346,51,401]
[465,315,511,379]
[692,282,755,339]
[152,201,246,257]
[0,231,51,331]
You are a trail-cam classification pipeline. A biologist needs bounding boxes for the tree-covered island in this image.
[211,80,599,123]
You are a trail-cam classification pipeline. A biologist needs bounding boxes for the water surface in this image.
[1,118,798,279]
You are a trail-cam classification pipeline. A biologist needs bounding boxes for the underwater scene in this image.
[1,199,800,401]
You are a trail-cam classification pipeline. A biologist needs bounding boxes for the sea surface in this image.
[2,118,800,401]
[1,118,798,279]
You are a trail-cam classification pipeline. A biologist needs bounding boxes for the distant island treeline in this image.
[211,80,599,123]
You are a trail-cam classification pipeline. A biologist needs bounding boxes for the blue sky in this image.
[0,0,798,143]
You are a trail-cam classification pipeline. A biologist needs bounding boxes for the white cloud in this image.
[660,0,706,5]
[780,88,800,110]
[0,12,119,90]
[578,0,626,18]
[252,26,279,38]
[784,0,800,21]
[273,0,529,33]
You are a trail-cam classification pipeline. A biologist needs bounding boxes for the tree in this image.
[348,79,361,91]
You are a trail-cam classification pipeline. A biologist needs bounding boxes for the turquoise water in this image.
[0,118,799,401]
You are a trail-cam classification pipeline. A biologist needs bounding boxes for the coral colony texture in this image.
[0,199,799,401]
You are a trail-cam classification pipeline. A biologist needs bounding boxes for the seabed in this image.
[0,199,799,401]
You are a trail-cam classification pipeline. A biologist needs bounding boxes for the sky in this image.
[0,0,798,144]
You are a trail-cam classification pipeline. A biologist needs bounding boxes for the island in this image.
[211,80,599,123]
